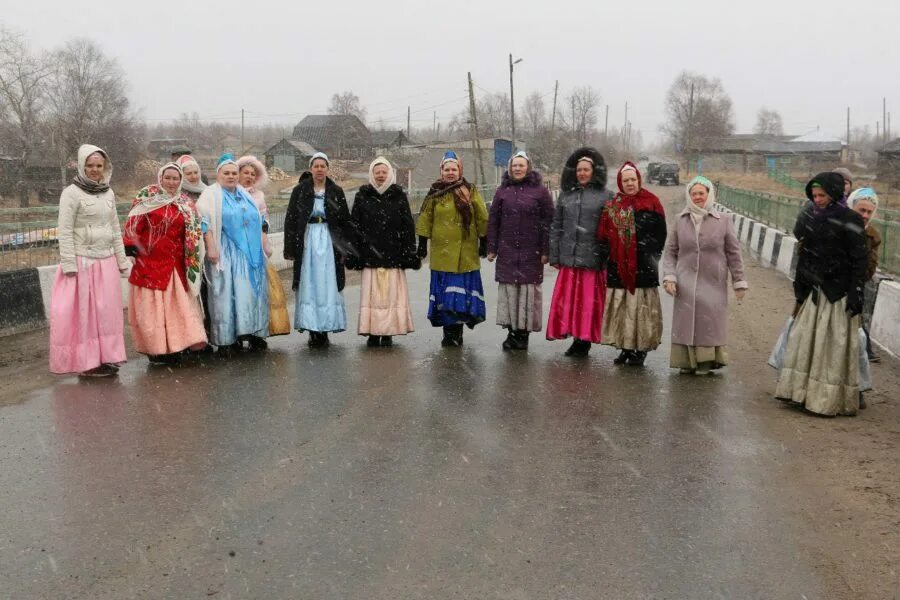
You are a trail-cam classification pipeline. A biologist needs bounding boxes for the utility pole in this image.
[468,72,486,185]
[407,106,411,140]
[240,108,245,154]
[433,111,437,140]
[846,106,851,156]
[604,104,609,140]
[687,83,695,173]
[883,97,887,149]
[509,54,522,152]
[550,80,558,133]
[571,97,576,142]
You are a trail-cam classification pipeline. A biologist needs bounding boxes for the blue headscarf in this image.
[217,153,237,172]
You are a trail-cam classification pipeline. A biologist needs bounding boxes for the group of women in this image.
[47,141,877,418]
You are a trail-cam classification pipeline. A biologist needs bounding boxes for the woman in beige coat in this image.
[662,176,748,375]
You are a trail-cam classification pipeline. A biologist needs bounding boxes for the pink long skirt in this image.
[128,273,207,356]
[545,266,606,343]
[49,256,127,374]
[358,267,415,336]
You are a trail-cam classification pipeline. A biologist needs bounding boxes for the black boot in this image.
[565,339,591,357]
[502,329,517,351]
[613,349,632,364]
[247,336,268,351]
[308,331,330,348]
[627,350,647,366]
[380,335,393,347]
[442,324,463,347]
[149,353,180,366]
[366,335,381,347]
[504,330,529,351]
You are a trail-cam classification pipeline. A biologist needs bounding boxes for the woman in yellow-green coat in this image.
[415,151,489,346]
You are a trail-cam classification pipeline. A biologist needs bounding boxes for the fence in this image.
[717,184,900,275]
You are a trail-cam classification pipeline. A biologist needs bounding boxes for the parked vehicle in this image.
[656,163,680,185]
[647,162,661,182]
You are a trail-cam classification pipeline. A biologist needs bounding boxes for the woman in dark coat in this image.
[284,152,357,347]
[597,161,667,366]
[486,151,554,350]
[346,157,419,347]
[546,147,612,357]
[775,172,868,416]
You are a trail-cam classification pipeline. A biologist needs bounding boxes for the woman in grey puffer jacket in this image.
[546,147,612,357]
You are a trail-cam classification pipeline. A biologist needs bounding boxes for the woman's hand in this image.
[663,281,677,296]
[487,253,497,262]
[206,248,219,265]
[735,288,746,301]
[540,255,549,265]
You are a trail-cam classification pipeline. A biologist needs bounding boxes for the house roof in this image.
[292,114,370,149]
[264,138,318,156]
[370,130,405,146]
[696,134,843,154]
[878,138,900,154]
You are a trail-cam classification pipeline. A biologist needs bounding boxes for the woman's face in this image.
[843,178,852,195]
[853,199,876,226]
[160,168,182,196]
[811,186,832,209]
[239,165,258,188]
[510,157,529,181]
[311,159,329,184]
[84,153,105,183]
[441,161,460,184]
[621,170,640,195]
[218,164,239,189]
[690,184,709,207]
[372,164,390,186]
[182,164,200,185]
[575,161,593,186]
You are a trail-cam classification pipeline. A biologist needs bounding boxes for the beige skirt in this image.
[775,291,859,416]
[358,268,415,336]
[670,344,728,369]
[602,287,663,351]
[496,283,543,332]
[128,273,207,356]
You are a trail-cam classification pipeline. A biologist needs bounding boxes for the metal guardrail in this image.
[717,184,899,275]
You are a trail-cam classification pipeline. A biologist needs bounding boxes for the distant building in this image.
[146,138,189,161]
[291,115,371,160]
[690,132,846,174]
[876,138,900,188]
[370,130,412,151]
[264,138,318,173]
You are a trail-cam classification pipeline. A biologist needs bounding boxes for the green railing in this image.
[767,169,806,192]
[717,184,899,275]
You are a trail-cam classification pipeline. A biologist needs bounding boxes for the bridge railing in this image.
[717,184,899,276]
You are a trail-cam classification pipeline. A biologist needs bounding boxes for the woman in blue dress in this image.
[284,153,357,348]
[196,154,269,355]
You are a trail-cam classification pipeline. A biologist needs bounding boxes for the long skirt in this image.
[49,256,126,374]
[670,344,728,370]
[496,283,543,332]
[295,223,346,333]
[602,286,663,351]
[128,273,207,356]
[546,267,605,343]
[358,267,414,336]
[775,291,859,416]
[206,234,269,346]
[266,261,291,336]
[427,270,486,328]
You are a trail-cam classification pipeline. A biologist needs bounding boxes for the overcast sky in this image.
[5,0,899,146]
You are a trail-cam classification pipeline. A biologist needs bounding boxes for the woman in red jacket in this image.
[124,163,207,365]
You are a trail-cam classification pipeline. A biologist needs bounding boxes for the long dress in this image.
[294,191,347,333]
[205,189,269,345]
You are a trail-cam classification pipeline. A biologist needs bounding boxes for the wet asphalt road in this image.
[0,252,842,600]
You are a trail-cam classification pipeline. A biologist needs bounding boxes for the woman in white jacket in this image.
[49,144,130,376]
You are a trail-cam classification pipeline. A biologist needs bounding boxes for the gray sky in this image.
[5,0,900,145]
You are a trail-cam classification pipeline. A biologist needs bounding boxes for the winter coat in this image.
[486,170,554,284]
[123,203,189,291]
[865,225,881,281]
[549,147,612,270]
[347,183,419,270]
[792,202,867,309]
[415,185,488,273]
[662,208,747,347]
[603,207,666,289]
[284,172,357,291]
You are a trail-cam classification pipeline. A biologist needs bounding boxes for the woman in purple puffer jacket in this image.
[486,151,554,350]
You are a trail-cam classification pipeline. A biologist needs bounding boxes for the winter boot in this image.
[613,349,633,364]
[565,339,591,357]
[627,350,647,366]
[380,336,393,347]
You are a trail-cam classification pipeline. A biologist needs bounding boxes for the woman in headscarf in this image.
[848,187,882,365]
[415,151,489,347]
[284,152,356,348]
[662,176,748,375]
[175,154,207,204]
[546,147,611,356]
[346,156,418,346]
[49,144,130,377]
[775,172,867,416]
[238,154,290,337]
[196,154,269,355]
[123,163,207,365]
[597,161,667,366]
[487,151,553,351]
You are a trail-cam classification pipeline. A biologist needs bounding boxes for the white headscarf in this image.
[368,156,396,195]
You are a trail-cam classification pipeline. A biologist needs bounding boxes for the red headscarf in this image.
[597,161,665,293]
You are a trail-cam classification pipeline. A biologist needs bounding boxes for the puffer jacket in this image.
[57,186,128,274]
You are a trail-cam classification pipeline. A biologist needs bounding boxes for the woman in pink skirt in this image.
[546,147,612,357]
[123,163,207,365]
[49,144,130,377]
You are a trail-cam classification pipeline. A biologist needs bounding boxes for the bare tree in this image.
[662,71,734,153]
[558,86,601,146]
[328,90,367,123]
[45,38,143,183]
[0,26,51,205]
[754,108,784,136]
[522,92,546,139]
